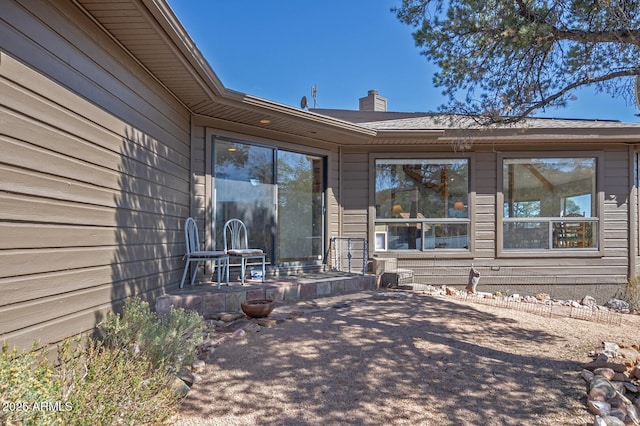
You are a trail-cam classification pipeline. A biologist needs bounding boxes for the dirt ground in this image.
[174,290,640,426]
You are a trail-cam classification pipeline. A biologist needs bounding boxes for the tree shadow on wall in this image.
[101,127,198,323]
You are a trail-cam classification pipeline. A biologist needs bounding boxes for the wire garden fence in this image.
[380,257,625,325]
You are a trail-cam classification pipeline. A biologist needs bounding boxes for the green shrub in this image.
[0,343,62,425]
[59,339,179,425]
[1,296,207,425]
[99,297,206,373]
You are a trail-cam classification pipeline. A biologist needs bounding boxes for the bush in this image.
[621,276,640,311]
[99,297,206,373]
[59,339,179,425]
[0,343,62,425]
[0,296,206,425]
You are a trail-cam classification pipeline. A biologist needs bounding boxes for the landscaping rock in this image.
[611,372,628,382]
[177,367,196,387]
[582,369,595,383]
[192,359,206,372]
[582,295,597,307]
[583,354,627,373]
[626,404,640,425]
[535,293,550,301]
[216,319,250,332]
[445,286,458,296]
[582,341,640,426]
[624,382,638,393]
[232,328,246,338]
[603,342,621,357]
[242,321,262,333]
[213,312,245,322]
[605,299,630,312]
[170,376,191,398]
[200,338,217,349]
[633,365,640,380]
[618,346,640,366]
[608,407,627,422]
[588,400,611,416]
[589,376,618,401]
[593,368,616,381]
[600,415,626,425]
[252,317,279,328]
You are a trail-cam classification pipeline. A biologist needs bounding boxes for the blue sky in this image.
[167,1,640,122]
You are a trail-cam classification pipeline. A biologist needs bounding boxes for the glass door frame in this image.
[209,135,327,269]
[275,149,327,266]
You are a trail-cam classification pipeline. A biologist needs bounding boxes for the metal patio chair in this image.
[180,217,229,289]
[223,219,266,285]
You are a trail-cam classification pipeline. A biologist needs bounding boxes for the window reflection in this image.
[214,140,275,260]
[375,159,470,251]
[502,157,597,250]
[376,159,469,219]
[213,138,326,265]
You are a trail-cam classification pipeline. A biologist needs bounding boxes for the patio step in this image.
[155,273,378,318]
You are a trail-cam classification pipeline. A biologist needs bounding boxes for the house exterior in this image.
[316,103,640,299]
[2,0,639,350]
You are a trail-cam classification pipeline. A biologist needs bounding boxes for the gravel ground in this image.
[174,290,640,425]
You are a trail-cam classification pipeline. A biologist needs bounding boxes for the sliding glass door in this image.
[213,137,325,266]
[213,139,275,260]
[277,151,324,263]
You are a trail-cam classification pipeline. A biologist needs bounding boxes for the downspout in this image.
[629,144,638,280]
[338,145,343,238]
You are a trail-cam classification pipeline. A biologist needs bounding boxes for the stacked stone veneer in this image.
[156,275,377,318]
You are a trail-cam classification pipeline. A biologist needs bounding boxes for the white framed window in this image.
[374,231,388,251]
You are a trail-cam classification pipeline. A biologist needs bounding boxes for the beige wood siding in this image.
[474,152,497,257]
[341,152,369,238]
[328,150,341,239]
[1,0,191,350]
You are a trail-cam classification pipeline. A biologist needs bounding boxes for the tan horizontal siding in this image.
[340,151,368,244]
[602,151,629,260]
[474,153,497,257]
[1,0,191,350]
[3,304,114,352]
[5,0,190,143]
[327,152,340,239]
[0,240,183,280]
[0,110,188,195]
[0,223,182,250]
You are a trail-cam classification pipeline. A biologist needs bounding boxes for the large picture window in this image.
[375,158,470,251]
[502,157,597,250]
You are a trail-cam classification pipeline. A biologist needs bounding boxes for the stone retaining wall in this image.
[156,274,377,318]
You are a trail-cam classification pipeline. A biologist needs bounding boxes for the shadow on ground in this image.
[178,292,590,425]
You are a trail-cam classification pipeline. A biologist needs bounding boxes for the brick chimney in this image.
[359,89,387,112]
